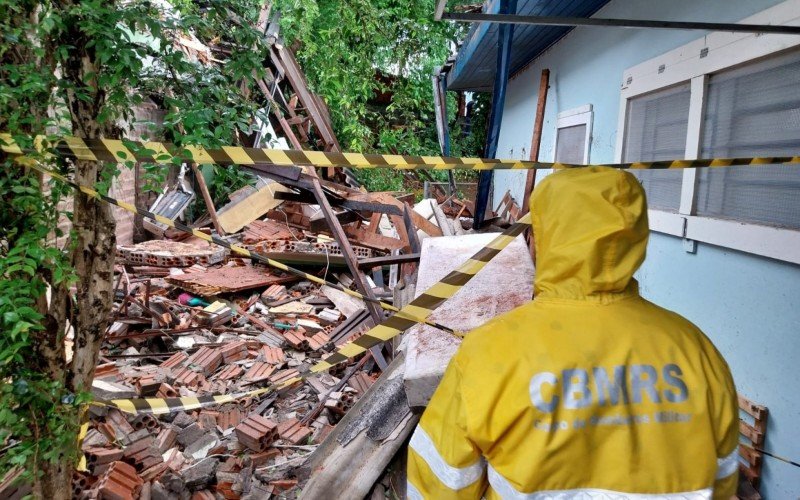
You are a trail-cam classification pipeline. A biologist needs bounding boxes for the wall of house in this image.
[491,0,800,495]
[110,101,165,245]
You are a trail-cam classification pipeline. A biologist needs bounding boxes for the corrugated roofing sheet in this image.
[446,0,613,91]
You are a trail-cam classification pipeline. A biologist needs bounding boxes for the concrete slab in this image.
[401,233,534,407]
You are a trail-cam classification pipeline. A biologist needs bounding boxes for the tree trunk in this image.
[31,11,118,496]
[36,461,73,500]
[33,282,72,499]
[68,157,116,395]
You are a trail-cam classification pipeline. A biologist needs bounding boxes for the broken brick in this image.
[215,481,239,500]
[93,461,143,500]
[135,373,165,396]
[325,391,348,416]
[276,418,312,445]
[269,369,301,389]
[244,362,275,383]
[197,410,219,430]
[216,408,243,430]
[260,345,285,365]
[186,346,223,376]
[131,413,159,432]
[160,352,189,372]
[281,329,306,349]
[141,462,168,483]
[155,427,178,453]
[215,364,244,381]
[122,436,163,472]
[270,479,298,491]
[305,331,330,351]
[163,447,187,473]
[94,362,121,381]
[219,340,248,363]
[156,383,178,399]
[173,366,207,389]
[235,415,278,452]
[249,448,281,467]
[192,490,216,500]
[85,447,124,467]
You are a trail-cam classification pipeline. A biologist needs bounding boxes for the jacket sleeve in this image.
[407,357,487,499]
[712,360,740,500]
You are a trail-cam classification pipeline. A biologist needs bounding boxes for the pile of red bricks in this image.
[77,247,381,498]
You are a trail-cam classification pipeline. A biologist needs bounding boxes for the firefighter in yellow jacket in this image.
[407,166,738,499]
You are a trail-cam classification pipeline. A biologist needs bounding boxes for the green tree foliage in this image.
[273,0,486,192]
[0,0,482,494]
[0,1,272,495]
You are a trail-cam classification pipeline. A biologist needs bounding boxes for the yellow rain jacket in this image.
[407,167,738,499]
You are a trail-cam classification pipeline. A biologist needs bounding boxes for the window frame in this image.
[613,0,800,265]
[555,104,593,164]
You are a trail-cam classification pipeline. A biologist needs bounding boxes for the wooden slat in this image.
[739,395,768,421]
[343,225,405,252]
[739,462,760,482]
[740,420,765,446]
[739,444,762,468]
[371,193,443,237]
[389,213,411,253]
[357,253,420,270]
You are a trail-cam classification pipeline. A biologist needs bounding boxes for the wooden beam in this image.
[303,165,389,370]
[520,68,549,217]
[309,210,361,232]
[521,69,549,269]
[256,76,305,150]
[343,225,405,252]
[402,204,422,254]
[189,163,226,236]
[357,253,420,270]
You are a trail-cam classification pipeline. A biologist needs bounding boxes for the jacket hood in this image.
[530,166,649,300]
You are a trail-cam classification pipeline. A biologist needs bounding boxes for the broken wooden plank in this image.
[302,166,388,370]
[166,265,296,295]
[357,253,420,270]
[343,225,405,252]
[309,210,361,232]
[216,180,292,233]
[190,163,226,236]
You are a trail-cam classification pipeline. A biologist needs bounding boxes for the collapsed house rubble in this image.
[0,7,524,499]
[60,169,511,500]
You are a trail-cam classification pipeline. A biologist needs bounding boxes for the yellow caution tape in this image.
[309,217,529,373]
[21,162,452,334]
[16,162,527,415]
[18,164,533,415]
[94,217,530,414]
[4,133,800,170]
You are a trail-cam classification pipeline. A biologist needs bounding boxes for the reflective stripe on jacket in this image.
[407,167,739,499]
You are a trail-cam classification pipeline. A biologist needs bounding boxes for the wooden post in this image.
[189,163,226,236]
[520,69,549,267]
[520,69,549,217]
